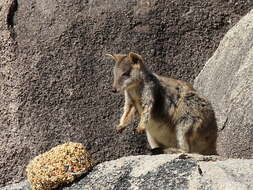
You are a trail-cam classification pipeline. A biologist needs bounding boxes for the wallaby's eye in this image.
[122,70,131,77]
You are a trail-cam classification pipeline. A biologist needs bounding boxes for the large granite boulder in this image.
[1,154,253,190]
[194,9,253,158]
[0,0,252,186]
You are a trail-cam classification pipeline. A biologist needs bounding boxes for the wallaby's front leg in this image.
[116,92,136,133]
[116,104,135,133]
[135,106,149,134]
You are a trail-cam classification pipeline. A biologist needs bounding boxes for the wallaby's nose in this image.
[112,85,117,93]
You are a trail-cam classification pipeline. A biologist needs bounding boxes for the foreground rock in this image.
[1,154,253,190]
[1,0,253,186]
[0,181,31,190]
[194,9,253,158]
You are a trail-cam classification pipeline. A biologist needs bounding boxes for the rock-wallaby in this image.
[106,52,218,155]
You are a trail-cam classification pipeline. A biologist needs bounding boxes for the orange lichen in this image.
[26,142,94,190]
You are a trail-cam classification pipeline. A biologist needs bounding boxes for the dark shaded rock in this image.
[194,10,253,159]
[0,0,253,186]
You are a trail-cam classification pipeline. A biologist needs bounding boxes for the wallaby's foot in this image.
[135,119,146,134]
[163,148,185,154]
[135,126,146,134]
[150,147,164,155]
[116,125,126,133]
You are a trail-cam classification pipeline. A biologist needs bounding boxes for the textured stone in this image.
[194,9,253,159]
[0,181,31,190]
[2,154,253,190]
[1,0,253,186]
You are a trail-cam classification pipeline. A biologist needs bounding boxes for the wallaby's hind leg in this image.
[176,117,218,155]
[189,119,218,155]
[175,118,193,153]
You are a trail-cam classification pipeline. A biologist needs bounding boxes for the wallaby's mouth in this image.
[111,87,124,94]
[111,88,117,93]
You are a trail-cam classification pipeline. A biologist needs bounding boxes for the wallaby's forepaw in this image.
[135,126,146,134]
[116,125,126,133]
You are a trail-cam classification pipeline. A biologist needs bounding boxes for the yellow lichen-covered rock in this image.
[26,142,94,190]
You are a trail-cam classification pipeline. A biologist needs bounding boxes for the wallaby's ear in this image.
[128,52,143,64]
[105,53,118,62]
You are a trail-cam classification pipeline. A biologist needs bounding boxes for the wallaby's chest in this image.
[146,120,177,147]
[127,89,143,115]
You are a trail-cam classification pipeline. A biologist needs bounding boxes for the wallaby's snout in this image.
[112,85,118,93]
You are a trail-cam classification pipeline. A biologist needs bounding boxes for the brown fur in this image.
[106,52,217,155]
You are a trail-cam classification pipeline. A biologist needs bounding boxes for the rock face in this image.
[194,10,253,159]
[1,154,253,190]
[0,0,253,186]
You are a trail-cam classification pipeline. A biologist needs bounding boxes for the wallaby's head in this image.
[105,52,145,93]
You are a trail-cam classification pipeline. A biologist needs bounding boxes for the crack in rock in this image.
[5,0,18,40]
